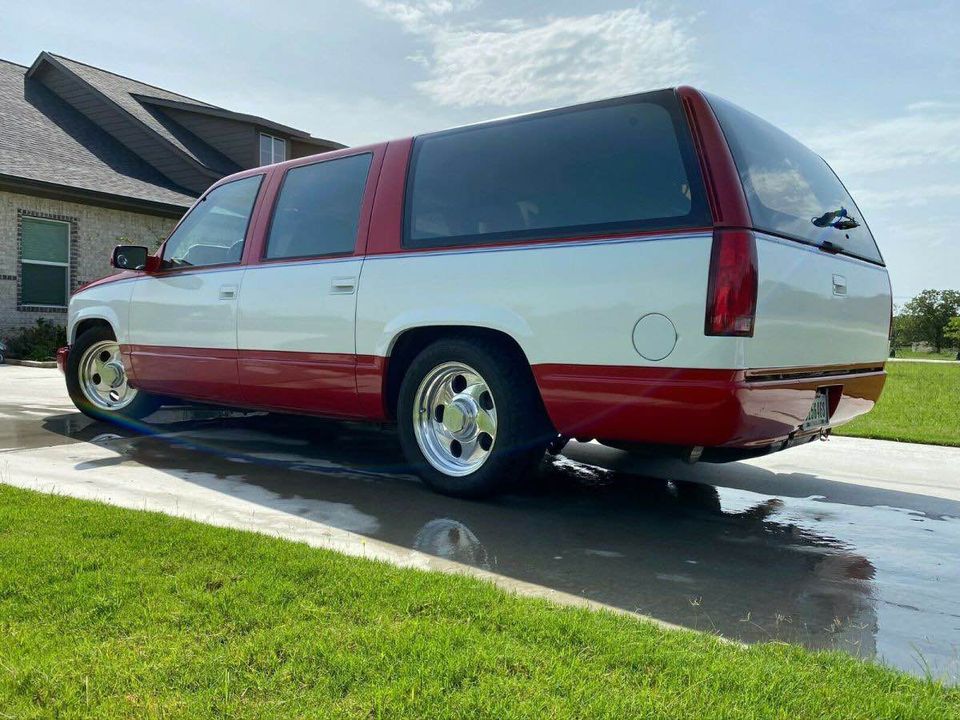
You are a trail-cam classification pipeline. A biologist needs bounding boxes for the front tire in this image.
[66,327,160,422]
[397,337,552,498]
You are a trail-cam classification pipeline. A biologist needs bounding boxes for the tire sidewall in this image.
[67,327,157,422]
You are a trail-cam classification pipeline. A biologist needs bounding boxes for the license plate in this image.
[802,390,830,431]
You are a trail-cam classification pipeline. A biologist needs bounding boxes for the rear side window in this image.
[265,153,372,260]
[707,94,883,265]
[405,91,709,248]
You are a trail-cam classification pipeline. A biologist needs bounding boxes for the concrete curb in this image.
[2,359,57,368]
[888,357,959,365]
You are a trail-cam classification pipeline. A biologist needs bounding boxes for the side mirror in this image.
[111,245,150,271]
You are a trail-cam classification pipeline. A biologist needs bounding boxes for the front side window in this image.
[405,91,709,248]
[265,153,372,260]
[259,133,287,166]
[20,217,69,306]
[162,175,263,269]
[707,93,884,265]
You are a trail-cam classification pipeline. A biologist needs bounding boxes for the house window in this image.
[259,133,287,165]
[20,217,70,307]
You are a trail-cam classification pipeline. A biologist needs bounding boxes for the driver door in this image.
[127,174,264,403]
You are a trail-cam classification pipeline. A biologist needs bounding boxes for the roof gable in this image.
[0,58,196,212]
[4,51,344,208]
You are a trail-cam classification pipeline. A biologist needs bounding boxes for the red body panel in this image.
[56,346,69,374]
[119,339,884,450]
[122,344,240,404]
[121,344,386,420]
[533,363,886,447]
[675,86,751,228]
[238,350,361,417]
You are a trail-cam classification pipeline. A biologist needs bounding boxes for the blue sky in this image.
[2,0,958,301]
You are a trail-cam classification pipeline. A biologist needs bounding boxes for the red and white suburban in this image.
[61,87,892,497]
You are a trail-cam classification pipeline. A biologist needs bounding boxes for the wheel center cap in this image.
[102,361,125,388]
[443,397,477,436]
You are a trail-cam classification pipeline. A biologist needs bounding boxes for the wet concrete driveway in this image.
[2,365,958,683]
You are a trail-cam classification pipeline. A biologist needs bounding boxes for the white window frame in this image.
[20,216,70,308]
[259,132,287,165]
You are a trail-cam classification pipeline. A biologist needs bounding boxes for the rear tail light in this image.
[705,229,758,337]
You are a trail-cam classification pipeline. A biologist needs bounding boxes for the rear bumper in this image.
[532,362,886,449]
[56,346,69,375]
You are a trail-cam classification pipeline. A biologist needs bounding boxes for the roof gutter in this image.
[0,174,192,218]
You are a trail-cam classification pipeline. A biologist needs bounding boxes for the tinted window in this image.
[163,175,262,269]
[265,153,372,260]
[405,93,708,248]
[708,94,883,265]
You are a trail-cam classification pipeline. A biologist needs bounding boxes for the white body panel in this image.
[357,233,726,367]
[357,232,891,370]
[70,232,891,376]
[750,233,891,368]
[237,258,361,354]
[128,268,245,350]
[68,279,135,344]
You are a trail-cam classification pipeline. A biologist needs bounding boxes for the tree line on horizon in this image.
[892,289,960,355]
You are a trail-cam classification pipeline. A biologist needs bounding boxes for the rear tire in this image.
[66,326,160,422]
[397,336,552,498]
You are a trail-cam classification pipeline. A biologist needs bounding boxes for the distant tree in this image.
[944,317,960,349]
[890,311,916,350]
[902,290,960,352]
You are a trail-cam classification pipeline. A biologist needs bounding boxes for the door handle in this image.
[219,284,237,300]
[832,274,847,296]
[330,276,357,295]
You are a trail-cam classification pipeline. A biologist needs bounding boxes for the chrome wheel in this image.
[412,361,497,476]
[78,340,137,411]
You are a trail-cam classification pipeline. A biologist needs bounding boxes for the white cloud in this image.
[362,0,479,33]
[361,2,696,108]
[807,104,960,177]
[855,183,960,211]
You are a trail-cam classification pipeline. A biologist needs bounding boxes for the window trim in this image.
[260,151,375,265]
[401,89,711,251]
[19,216,71,308]
[259,132,287,166]
[157,174,265,274]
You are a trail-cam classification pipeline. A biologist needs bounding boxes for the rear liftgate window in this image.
[404,91,710,248]
[707,93,884,265]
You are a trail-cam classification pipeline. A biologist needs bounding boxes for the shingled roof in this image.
[0,58,197,213]
[1,52,343,216]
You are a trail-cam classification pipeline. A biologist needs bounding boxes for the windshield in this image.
[707,94,883,265]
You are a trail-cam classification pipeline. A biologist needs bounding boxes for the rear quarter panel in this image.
[356,232,743,369]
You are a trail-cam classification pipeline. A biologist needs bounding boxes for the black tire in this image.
[397,336,553,498]
[66,326,161,422]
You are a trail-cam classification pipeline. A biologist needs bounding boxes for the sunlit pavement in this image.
[2,364,959,683]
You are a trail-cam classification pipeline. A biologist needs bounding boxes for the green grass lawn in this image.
[835,361,960,446]
[892,348,959,361]
[0,486,956,719]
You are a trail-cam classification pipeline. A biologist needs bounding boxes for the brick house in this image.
[0,51,342,335]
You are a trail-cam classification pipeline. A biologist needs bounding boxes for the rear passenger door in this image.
[237,152,376,415]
